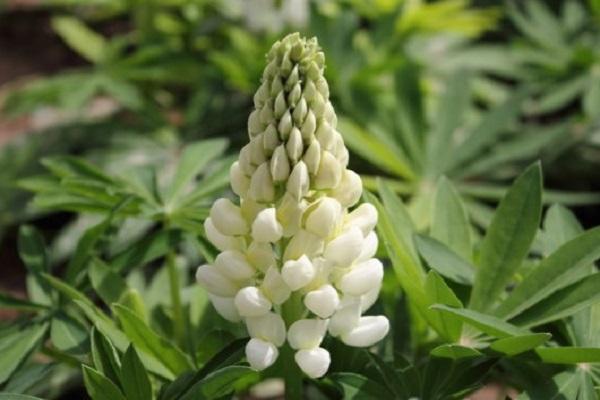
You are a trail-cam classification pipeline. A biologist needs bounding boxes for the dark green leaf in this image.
[91,328,122,386]
[534,347,600,364]
[0,292,48,312]
[431,344,481,359]
[82,365,126,400]
[179,366,258,400]
[120,345,152,400]
[490,333,551,355]
[330,372,395,400]
[0,324,48,384]
[17,225,48,274]
[89,258,128,306]
[431,305,528,338]
[110,230,182,273]
[0,395,45,400]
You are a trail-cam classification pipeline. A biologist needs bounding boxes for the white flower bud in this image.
[250,134,267,166]
[239,144,255,175]
[303,140,321,174]
[315,151,342,190]
[286,65,300,88]
[248,110,263,137]
[286,127,303,163]
[295,348,330,379]
[287,319,329,350]
[215,250,256,281]
[341,316,390,347]
[196,264,239,297]
[277,193,306,237]
[210,198,248,236]
[304,284,339,318]
[246,338,279,370]
[288,83,302,106]
[246,241,276,272]
[311,92,326,118]
[253,81,269,108]
[270,145,291,182]
[286,161,309,200]
[345,203,378,237]
[303,79,317,102]
[263,124,280,156]
[360,282,382,313]
[307,61,320,80]
[278,110,293,139]
[246,312,286,346]
[235,286,272,317]
[261,267,291,305]
[241,198,266,225]
[338,258,383,296]
[274,91,287,118]
[282,255,316,291]
[259,102,274,125]
[358,231,378,262]
[204,218,244,252]
[301,110,317,140]
[270,76,283,96]
[305,197,342,238]
[283,229,324,261]
[252,208,283,243]
[292,97,308,124]
[315,121,335,151]
[230,162,250,198]
[316,77,329,98]
[208,294,241,322]
[324,227,363,267]
[324,102,337,127]
[334,136,349,168]
[249,163,275,202]
[330,170,362,208]
[328,298,361,337]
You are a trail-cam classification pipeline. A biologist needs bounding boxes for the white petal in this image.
[271,145,290,182]
[277,193,306,237]
[210,198,248,236]
[345,203,378,237]
[246,338,279,370]
[360,282,382,313]
[281,255,316,291]
[252,208,283,243]
[246,242,276,272]
[287,161,309,200]
[283,229,324,261]
[249,162,275,202]
[328,298,361,337]
[305,197,342,238]
[208,294,241,322]
[234,287,272,317]
[330,170,362,208]
[287,319,329,350]
[295,348,330,378]
[246,312,286,347]
[357,231,378,262]
[261,267,291,305]
[341,316,390,347]
[323,227,363,267]
[338,259,384,296]
[214,250,256,281]
[195,264,239,297]
[230,162,250,198]
[204,218,243,252]
[314,151,342,190]
[304,285,339,318]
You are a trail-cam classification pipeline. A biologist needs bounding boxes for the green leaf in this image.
[431,177,472,260]
[534,347,600,364]
[542,203,583,254]
[583,71,600,118]
[120,345,152,400]
[0,292,48,312]
[495,227,600,319]
[179,366,258,400]
[0,395,45,400]
[490,333,551,355]
[415,235,475,285]
[431,305,528,338]
[17,225,48,274]
[430,344,481,359]
[110,230,182,274]
[0,323,48,384]
[426,70,470,175]
[89,259,128,306]
[424,271,463,341]
[330,372,396,400]
[517,370,581,400]
[82,365,126,400]
[51,313,89,354]
[113,304,193,376]
[470,163,542,312]
[51,16,108,64]
[91,328,122,386]
[510,273,600,327]
[165,139,228,205]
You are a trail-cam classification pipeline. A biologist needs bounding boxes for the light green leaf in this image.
[51,313,89,354]
[517,370,580,400]
[490,333,551,355]
[0,323,48,385]
[415,234,475,285]
[89,258,128,306]
[113,304,193,376]
[430,344,481,359]
[165,139,228,205]
[510,273,600,327]
[431,305,528,338]
[91,328,122,387]
[0,395,45,400]
[424,271,463,341]
[430,177,471,260]
[51,16,108,64]
[0,292,48,312]
[535,347,600,364]
[584,72,600,118]
[82,365,126,400]
[110,230,181,274]
[495,227,600,319]
[120,345,152,400]
[470,163,542,312]
[17,225,48,274]
[541,203,583,255]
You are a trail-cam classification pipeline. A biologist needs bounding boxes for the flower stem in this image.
[281,292,304,399]
[167,252,184,345]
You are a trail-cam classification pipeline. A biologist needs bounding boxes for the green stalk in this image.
[166,252,184,346]
[281,292,305,399]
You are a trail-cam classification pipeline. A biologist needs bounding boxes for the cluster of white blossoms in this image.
[196,33,389,379]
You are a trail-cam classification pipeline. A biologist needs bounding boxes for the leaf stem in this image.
[167,252,185,346]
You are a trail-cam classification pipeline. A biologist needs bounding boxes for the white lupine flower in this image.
[252,208,284,243]
[235,286,272,317]
[197,33,389,377]
[341,316,390,347]
[281,255,316,290]
[295,348,331,378]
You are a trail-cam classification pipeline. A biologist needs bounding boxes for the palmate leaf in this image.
[120,345,152,400]
[424,271,463,342]
[51,16,108,64]
[50,312,89,355]
[331,372,396,399]
[431,344,482,360]
[82,365,126,400]
[469,163,542,312]
[0,323,48,385]
[489,333,551,356]
[415,235,475,285]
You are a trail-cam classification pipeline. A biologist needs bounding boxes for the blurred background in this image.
[1,0,600,396]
